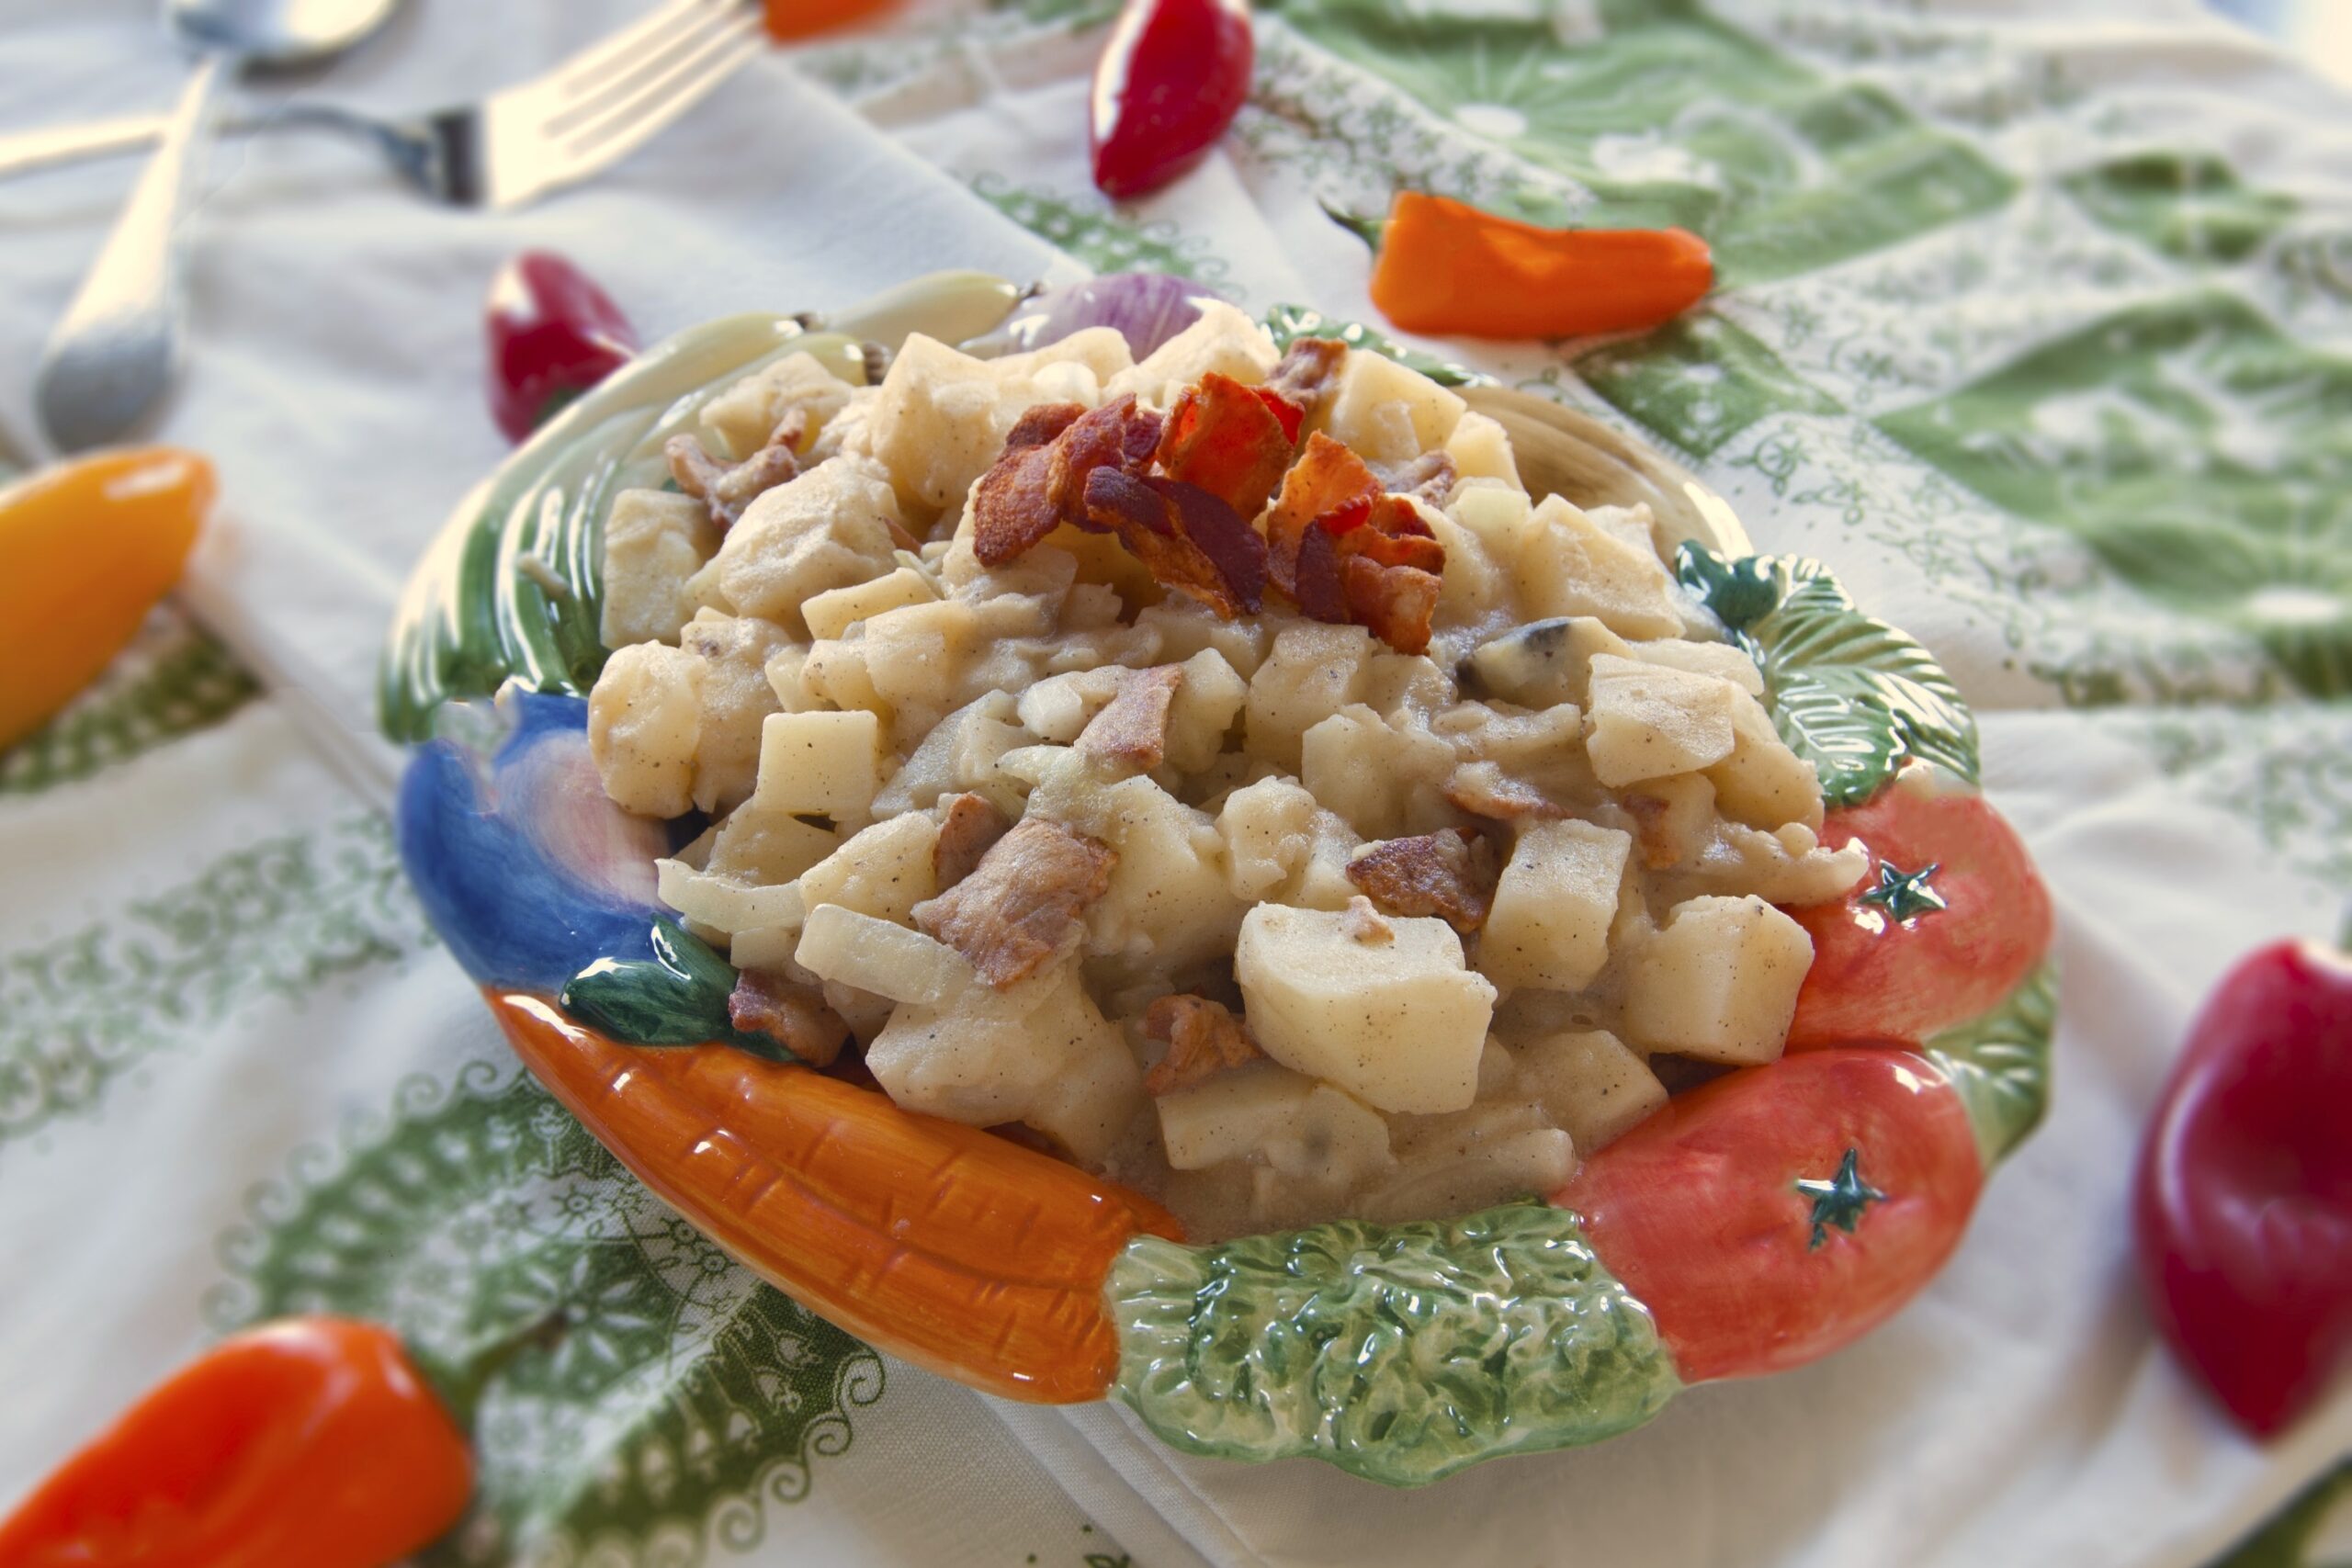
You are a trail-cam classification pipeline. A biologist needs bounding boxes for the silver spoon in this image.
[35,0,401,453]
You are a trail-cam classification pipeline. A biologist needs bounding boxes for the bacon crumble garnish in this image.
[1142,994,1264,1096]
[1156,371,1295,521]
[1344,829,1499,932]
[728,971,851,1066]
[1443,761,1569,822]
[1082,468,1266,617]
[1261,337,1347,441]
[1371,450,1458,507]
[1078,664,1186,770]
[1266,432,1381,596]
[1340,555,1442,656]
[912,818,1114,988]
[666,431,802,532]
[933,792,1012,891]
[1340,894,1396,944]
[970,398,1145,564]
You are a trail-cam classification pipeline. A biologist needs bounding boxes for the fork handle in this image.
[36,53,230,451]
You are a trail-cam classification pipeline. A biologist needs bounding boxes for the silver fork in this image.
[0,0,765,209]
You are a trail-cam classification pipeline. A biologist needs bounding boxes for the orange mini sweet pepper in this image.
[0,446,215,752]
[1335,190,1713,341]
[0,1316,472,1568]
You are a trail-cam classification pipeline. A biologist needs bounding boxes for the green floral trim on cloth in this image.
[1926,958,2057,1169]
[0,610,258,796]
[0,816,429,1153]
[971,175,1230,283]
[1105,1200,1679,1487]
[210,1061,884,1567]
[1678,544,1981,806]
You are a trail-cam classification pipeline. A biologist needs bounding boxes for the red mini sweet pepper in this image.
[484,251,640,445]
[2135,939,2352,1436]
[1090,0,1252,198]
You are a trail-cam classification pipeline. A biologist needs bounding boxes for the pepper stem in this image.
[1320,199,1389,254]
[421,1308,571,1434]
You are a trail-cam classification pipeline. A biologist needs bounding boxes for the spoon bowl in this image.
[33,0,401,451]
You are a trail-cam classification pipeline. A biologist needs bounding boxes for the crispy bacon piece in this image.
[1083,468,1266,618]
[1340,555,1442,655]
[1337,495,1447,575]
[1157,371,1294,521]
[729,971,852,1066]
[1371,450,1458,507]
[969,398,1145,564]
[1291,518,1351,623]
[666,431,803,532]
[1261,337,1347,441]
[1344,829,1498,933]
[1078,664,1185,770]
[1142,994,1264,1096]
[1442,761,1569,822]
[1266,432,1381,595]
[933,792,1012,891]
[912,818,1114,988]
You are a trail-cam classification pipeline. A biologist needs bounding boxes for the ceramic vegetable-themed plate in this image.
[384,272,2055,1485]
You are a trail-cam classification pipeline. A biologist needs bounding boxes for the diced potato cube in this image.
[1623,895,1814,1064]
[801,566,938,643]
[728,923,805,972]
[1103,300,1279,409]
[600,489,718,649]
[588,643,704,818]
[752,709,879,820]
[1479,819,1630,992]
[764,644,821,713]
[1136,602,1270,678]
[1027,1027,1149,1166]
[863,334,1032,513]
[1623,772,1718,869]
[1245,624,1374,770]
[679,610,789,815]
[1263,1084,1394,1188]
[1016,667,1128,744]
[1634,637,1765,695]
[707,456,905,632]
[797,813,939,925]
[1449,485,1543,572]
[1443,411,1521,487]
[993,325,1136,389]
[1235,905,1497,1113]
[1299,704,1453,840]
[699,350,854,459]
[865,965,1141,1161]
[1288,809,1367,911]
[1514,1030,1667,1153]
[1157,1063,1318,1169]
[1216,776,1319,900]
[1584,653,1740,787]
[706,807,836,884]
[794,903,968,1005]
[1326,349,1466,463]
[875,691,1029,817]
[1091,777,1241,972]
[1423,510,1506,629]
[1362,649,1455,720]
[1470,616,1629,710]
[657,859,805,935]
[1521,495,1685,638]
[1165,649,1248,773]
[1360,1126,1574,1224]
[1705,689,1825,830]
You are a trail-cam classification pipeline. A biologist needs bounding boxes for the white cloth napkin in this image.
[3,1,2346,1565]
